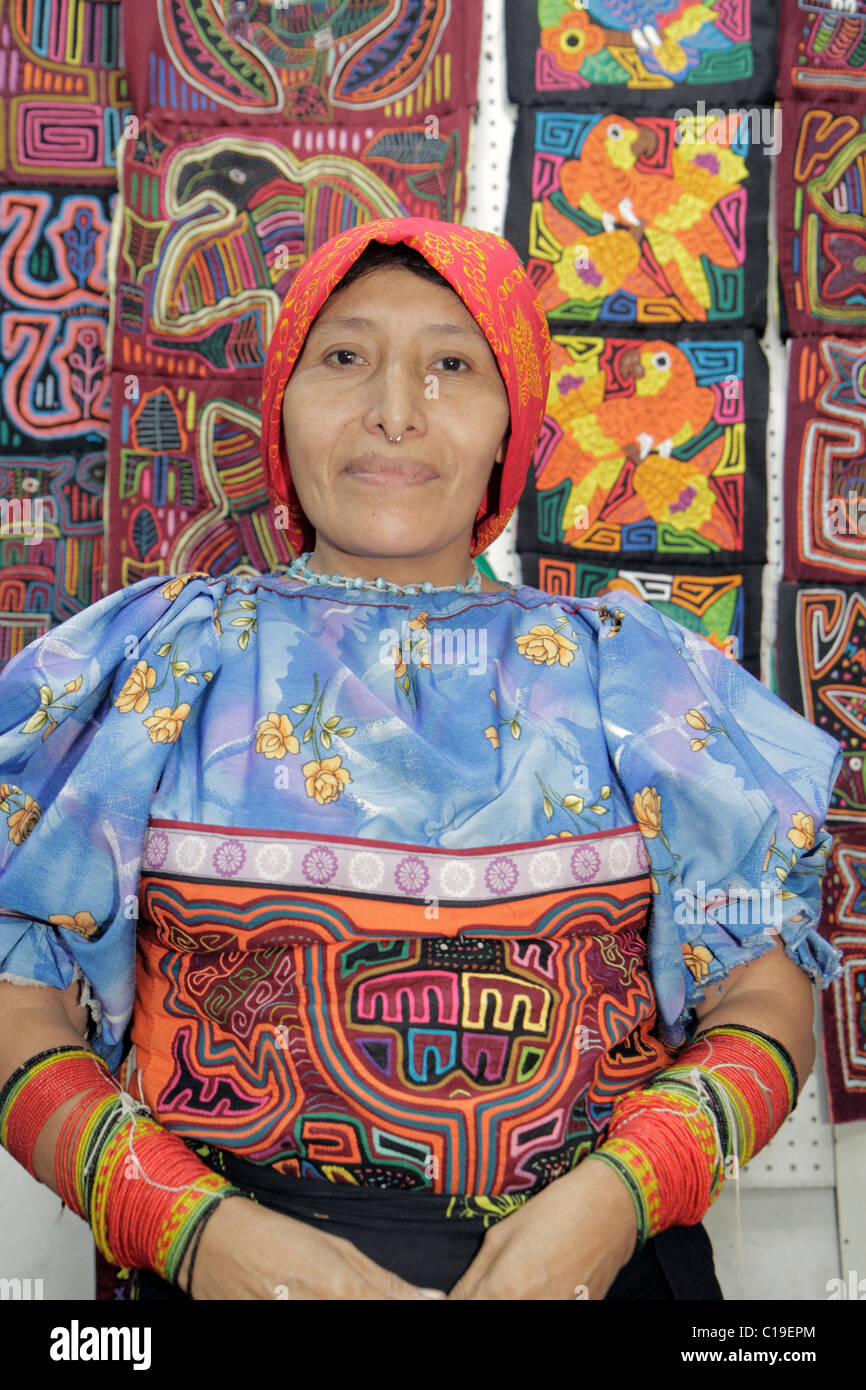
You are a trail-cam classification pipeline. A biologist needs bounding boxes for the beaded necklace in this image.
[284,550,484,596]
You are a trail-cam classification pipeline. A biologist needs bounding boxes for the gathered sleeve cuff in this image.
[577,590,843,1048]
[0,572,221,1069]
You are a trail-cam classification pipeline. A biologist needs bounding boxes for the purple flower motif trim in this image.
[144,831,169,870]
[302,844,339,885]
[485,855,519,896]
[213,838,246,878]
[570,844,600,883]
[394,855,429,896]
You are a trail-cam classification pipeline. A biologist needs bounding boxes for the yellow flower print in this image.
[633,786,662,839]
[683,708,731,751]
[763,834,776,872]
[114,661,157,715]
[65,677,82,693]
[544,831,575,839]
[391,643,408,680]
[683,942,714,983]
[787,811,815,852]
[597,604,625,636]
[160,572,210,602]
[255,713,300,759]
[409,612,429,631]
[8,793,41,844]
[142,703,191,744]
[515,625,578,667]
[631,786,681,881]
[48,911,99,939]
[484,687,522,744]
[302,755,352,805]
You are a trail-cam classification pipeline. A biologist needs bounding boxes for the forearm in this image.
[0,981,91,1188]
[0,982,241,1294]
[586,1018,800,1254]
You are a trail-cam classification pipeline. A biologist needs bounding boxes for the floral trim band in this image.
[142,819,650,903]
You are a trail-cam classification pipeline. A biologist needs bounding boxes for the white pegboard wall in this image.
[465,2,836,1194]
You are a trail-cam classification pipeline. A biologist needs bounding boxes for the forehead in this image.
[306,266,490,345]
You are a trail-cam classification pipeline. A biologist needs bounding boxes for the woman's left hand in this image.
[446,1155,639,1300]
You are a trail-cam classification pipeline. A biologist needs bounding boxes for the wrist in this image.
[582,1150,643,1259]
[558,1154,640,1265]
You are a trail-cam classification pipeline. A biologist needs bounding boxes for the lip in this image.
[344,455,439,485]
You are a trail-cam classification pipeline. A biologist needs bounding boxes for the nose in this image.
[362,354,428,442]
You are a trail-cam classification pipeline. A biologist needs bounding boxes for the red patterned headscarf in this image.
[261,217,551,558]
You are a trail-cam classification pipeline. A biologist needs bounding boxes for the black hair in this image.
[333,239,455,295]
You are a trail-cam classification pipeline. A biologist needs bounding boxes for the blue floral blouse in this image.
[0,571,844,1191]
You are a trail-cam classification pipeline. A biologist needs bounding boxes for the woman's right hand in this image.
[182,1195,446,1300]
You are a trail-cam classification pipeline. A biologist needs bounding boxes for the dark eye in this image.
[652,352,672,370]
[435,356,469,372]
[325,349,359,365]
[608,124,624,141]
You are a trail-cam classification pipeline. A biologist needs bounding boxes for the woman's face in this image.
[280,266,511,563]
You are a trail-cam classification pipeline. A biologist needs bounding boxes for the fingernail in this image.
[416,1287,446,1298]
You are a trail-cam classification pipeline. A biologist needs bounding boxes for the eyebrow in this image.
[307,314,487,344]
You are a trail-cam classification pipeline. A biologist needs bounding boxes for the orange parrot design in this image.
[539,113,748,320]
[538,339,731,548]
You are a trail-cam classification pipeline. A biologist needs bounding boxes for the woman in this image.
[0,216,842,1301]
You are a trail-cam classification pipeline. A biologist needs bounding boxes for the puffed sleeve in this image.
[583,589,843,1049]
[0,571,220,1070]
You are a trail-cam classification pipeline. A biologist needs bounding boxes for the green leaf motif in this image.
[543,797,554,820]
[38,685,52,706]
[238,629,250,651]
[21,710,49,733]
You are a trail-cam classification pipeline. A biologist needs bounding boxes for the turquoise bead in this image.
[284,550,483,595]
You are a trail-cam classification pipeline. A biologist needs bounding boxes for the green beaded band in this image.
[583,1149,651,1254]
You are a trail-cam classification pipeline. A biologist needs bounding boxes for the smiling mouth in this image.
[344,456,438,484]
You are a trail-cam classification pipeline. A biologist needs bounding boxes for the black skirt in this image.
[131,1145,723,1301]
